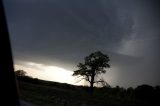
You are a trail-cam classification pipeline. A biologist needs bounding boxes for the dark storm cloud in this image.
[4,0,133,63]
[3,0,160,87]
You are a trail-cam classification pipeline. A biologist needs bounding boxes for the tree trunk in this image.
[90,72,95,94]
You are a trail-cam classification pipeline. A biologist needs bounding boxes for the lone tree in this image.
[15,70,26,77]
[73,51,110,93]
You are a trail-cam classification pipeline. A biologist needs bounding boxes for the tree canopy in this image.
[15,70,26,77]
[73,51,110,93]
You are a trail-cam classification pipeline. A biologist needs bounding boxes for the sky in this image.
[3,0,160,88]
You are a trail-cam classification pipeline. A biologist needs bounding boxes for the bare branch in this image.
[86,75,91,83]
[74,77,86,84]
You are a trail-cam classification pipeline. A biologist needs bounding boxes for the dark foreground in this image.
[20,100,35,106]
[17,76,160,106]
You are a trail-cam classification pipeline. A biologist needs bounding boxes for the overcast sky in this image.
[3,0,160,88]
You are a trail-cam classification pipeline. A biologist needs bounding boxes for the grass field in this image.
[17,76,159,106]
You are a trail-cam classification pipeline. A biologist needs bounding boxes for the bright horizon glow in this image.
[14,61,85,85]
[43,66,75,84]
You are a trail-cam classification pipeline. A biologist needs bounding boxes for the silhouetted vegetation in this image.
[16,74,160,106]
[15,70,27,77]
[73,51,110,93]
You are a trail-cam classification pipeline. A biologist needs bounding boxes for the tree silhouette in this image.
[15,70,26,77]
[73,51,110,93]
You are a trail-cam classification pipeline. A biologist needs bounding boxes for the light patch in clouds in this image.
[14,62,84,85]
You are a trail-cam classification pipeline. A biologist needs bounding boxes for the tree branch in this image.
[74,77,86,84]
[86,75,91,83]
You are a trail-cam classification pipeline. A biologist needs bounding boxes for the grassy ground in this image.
[17,76,159,106]
[17,81,137,106]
